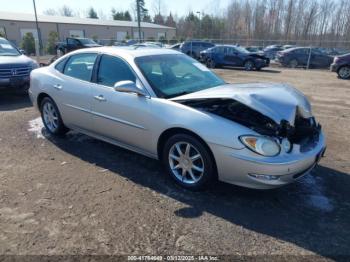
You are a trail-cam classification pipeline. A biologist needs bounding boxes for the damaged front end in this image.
[177,98,321,152]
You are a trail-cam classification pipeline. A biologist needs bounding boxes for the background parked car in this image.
[245,46,263,53]
[282,45,296,50]
[0,37,39,94]
[263,45,284,60]
[55,37,101,57]
[276,47,333,68]
[132,43,162,49]
[168,43,181,51]
[200,45,270,70]
[180,41,215,59]
[330,53,350,79]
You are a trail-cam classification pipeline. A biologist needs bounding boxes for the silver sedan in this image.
[29,47,326,190]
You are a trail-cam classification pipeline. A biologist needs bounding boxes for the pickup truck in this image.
[55,37,101,57]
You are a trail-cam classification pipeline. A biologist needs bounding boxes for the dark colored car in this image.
[245,46,263,53]
[180,41,215,59]
[56,37,101,57]
[276,47,333,68]
[263,45,284,60]
[200,45,270,70]
[0,37,39,93]
[330,53,350,79]
[168,43,181,51]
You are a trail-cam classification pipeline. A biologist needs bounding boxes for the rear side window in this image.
[63,53,97,81]
[97,55,136,87]
[54,57,68,73]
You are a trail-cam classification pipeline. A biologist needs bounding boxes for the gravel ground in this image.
[0,67,350,260]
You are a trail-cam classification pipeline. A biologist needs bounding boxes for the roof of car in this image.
[68,46,182,59]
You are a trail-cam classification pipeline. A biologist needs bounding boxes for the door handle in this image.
[53,84,62,90]
[94,95,107,102]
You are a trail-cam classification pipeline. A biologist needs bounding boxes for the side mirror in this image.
[114,80,148,97]
[19,49,26,55]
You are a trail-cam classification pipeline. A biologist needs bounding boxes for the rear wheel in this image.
[40,97,68,136]
[338,66,350,79]
[162,134,216,190]
[244,60,255,71]
[288,59,298,68]
[206,58,216,69]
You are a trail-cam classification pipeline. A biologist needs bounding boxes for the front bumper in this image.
[330,63,339,72]
[209,132,326,189]
[0,76,30,89]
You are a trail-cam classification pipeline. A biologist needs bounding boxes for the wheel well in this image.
[157,128,218,176]
[37,93,51,109]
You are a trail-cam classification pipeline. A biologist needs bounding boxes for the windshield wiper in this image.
[167,91,191,99]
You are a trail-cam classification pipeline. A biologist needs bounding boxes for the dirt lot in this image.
[0,68,350,260]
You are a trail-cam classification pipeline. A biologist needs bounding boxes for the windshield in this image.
[0,39,20,56]
[234,46,250,54]
[79,38,98,45]
[135,54,225,98]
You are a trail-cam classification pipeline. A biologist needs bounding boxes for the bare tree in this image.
[43,8,57,16]
[59,5,74,17]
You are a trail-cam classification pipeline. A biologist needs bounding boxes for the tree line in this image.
[42,0,350,47]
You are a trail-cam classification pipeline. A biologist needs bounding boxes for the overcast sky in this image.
[2,0,231,19]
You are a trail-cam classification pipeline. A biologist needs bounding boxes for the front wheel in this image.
[338,66,350,79]
[288,59,298,68]
[40,97,68,136]
[206,58,216,69]
[162,134,216,190]
[244,60,255,71]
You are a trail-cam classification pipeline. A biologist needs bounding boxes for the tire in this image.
[56,48,64,57]
[40,97,68,136]
[288,59,298,68]
[244,60,255,71]
[162,134,216,190]
[337,66,350,80]
[206,58,216,69]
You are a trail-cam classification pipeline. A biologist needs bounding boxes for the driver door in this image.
[90,54,153,152]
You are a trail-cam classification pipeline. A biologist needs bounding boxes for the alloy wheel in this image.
[43,101,59,133]
[168,142,205,185]
[339,66,350,79]
[244,61,254,71]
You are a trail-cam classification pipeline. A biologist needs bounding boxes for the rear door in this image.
[311,49,332,68]
[52,53,98,131]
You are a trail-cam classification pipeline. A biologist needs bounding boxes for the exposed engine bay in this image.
[178,98,321,149]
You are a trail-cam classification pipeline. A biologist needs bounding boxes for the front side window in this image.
[63,53,97,81]
[135,54,225,98]
[97,55,136,87]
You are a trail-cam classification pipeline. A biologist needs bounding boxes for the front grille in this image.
[0,67,31,79]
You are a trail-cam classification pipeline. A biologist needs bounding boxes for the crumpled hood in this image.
[171,83,312,125]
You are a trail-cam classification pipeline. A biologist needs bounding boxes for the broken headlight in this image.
[240,135,280,157]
